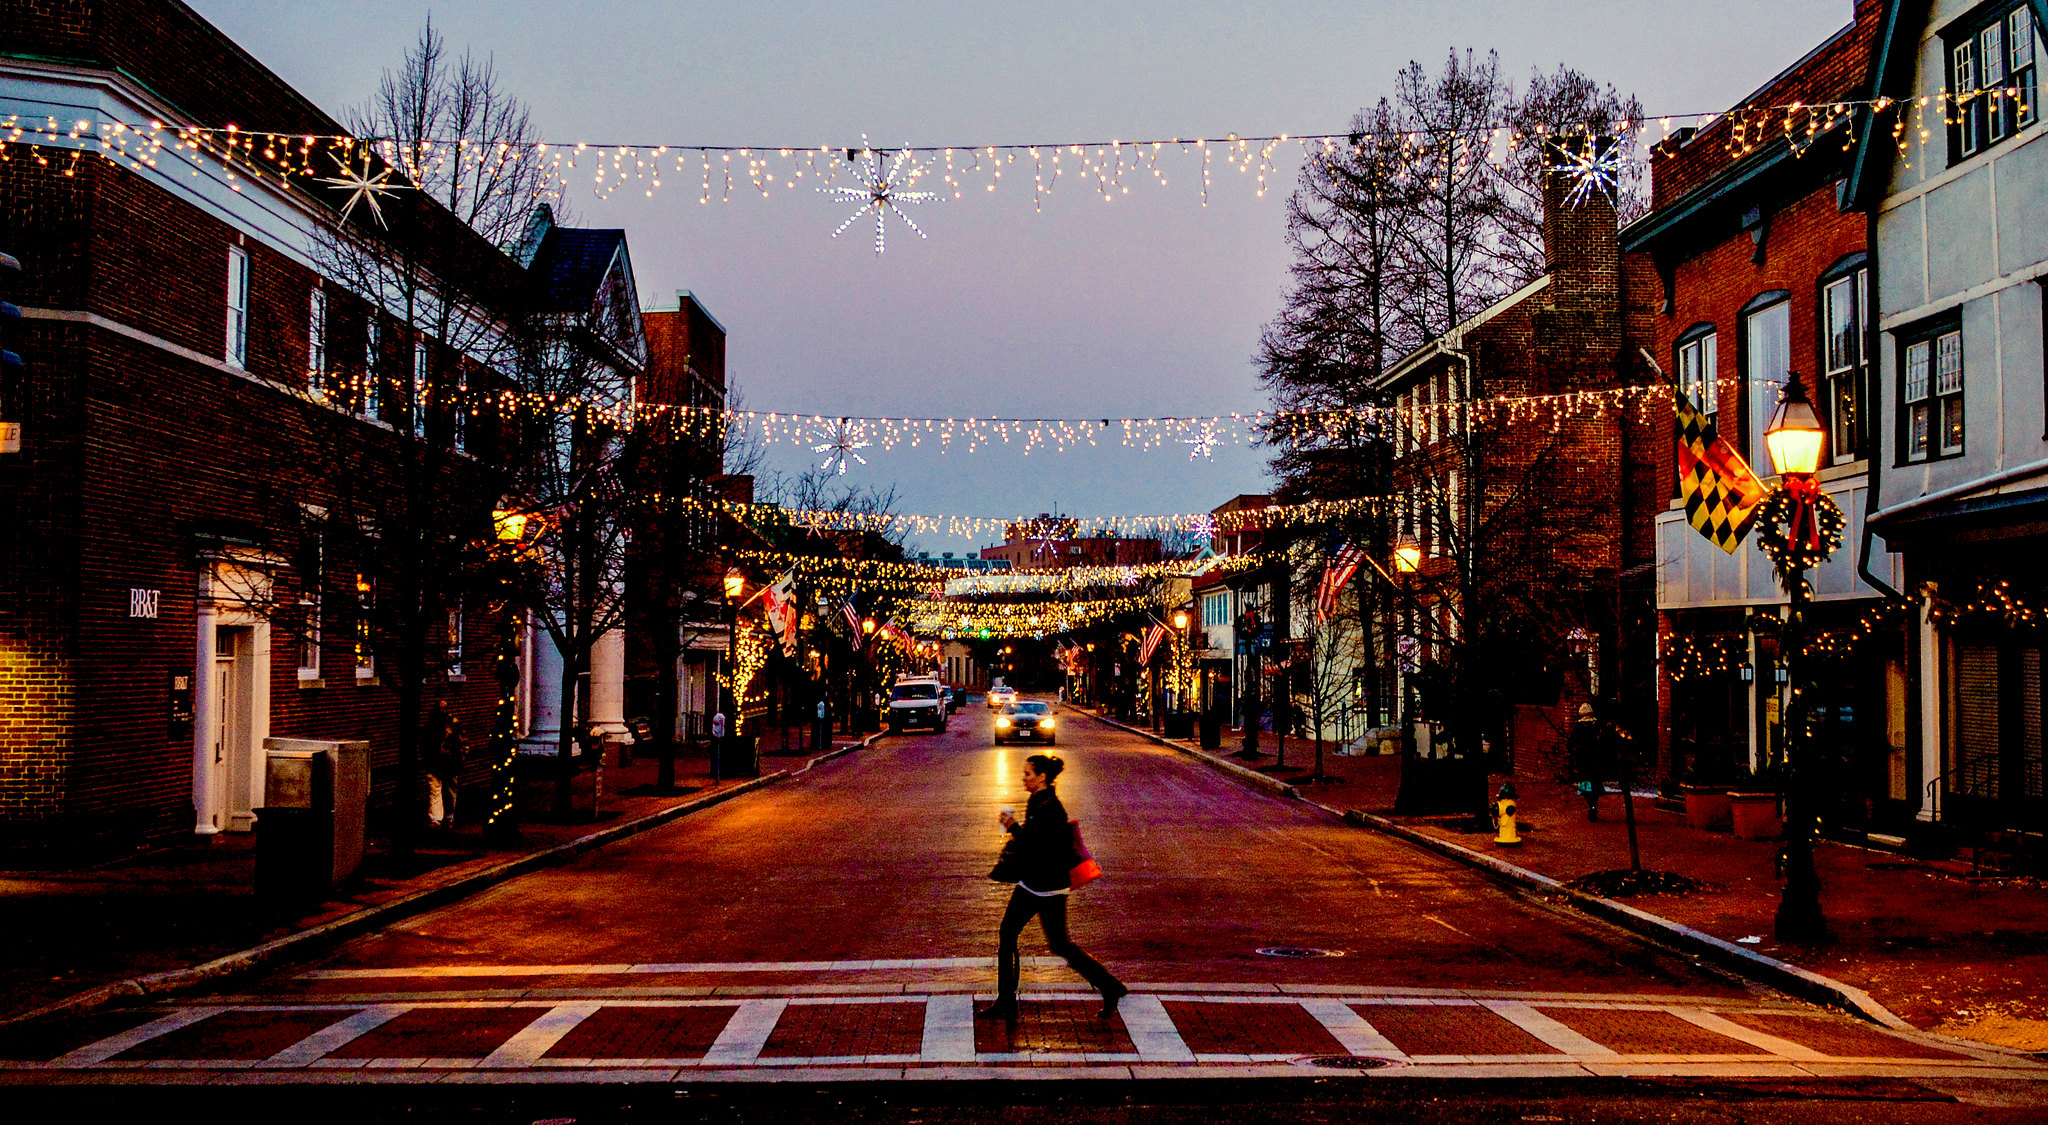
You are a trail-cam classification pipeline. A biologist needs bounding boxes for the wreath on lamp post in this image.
[1755,476,1846,582]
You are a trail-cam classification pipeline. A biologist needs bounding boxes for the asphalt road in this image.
[269,703,1742,996]
[8,703,2044,1119]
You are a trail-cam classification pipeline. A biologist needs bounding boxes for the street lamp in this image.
[1171,609,1191,714]
[1392,534,1423,575]
[1764,372,1829,942]
[720,570,743,783]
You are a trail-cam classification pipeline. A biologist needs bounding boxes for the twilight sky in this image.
[191,0,1852,555]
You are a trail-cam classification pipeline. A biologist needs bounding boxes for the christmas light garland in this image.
[707,494,1393,540]
[6,90,2008,218]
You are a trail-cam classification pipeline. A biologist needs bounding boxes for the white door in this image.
[214,626,260,832]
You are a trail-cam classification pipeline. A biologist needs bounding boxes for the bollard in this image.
[1492,780,1521,847]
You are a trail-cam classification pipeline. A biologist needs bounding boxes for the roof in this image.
[1377,275,1552,388]
[526,225,629,313]
[1847,0,2048,208]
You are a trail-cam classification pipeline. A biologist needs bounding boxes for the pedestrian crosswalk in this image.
[2,985,2039,1083]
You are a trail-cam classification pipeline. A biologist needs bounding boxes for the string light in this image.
[1,91,2008,220]
[707,494,1396,541]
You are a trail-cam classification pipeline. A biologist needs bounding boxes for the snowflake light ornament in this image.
[819,137,940,254]
[318,150,401,227]
[1186,513,1218,549]
[811,418,871,475]
[1545,135,1627,209]
[1180,423,1221,460]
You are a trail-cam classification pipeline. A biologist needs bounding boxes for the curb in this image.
[5,732,885,1028]
[1082,710,1915,1032]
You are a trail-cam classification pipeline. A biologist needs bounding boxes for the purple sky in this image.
[191,0,1853,555]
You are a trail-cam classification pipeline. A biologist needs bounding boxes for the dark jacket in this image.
[1007,787,1075,893]
[1567,717,1606,781]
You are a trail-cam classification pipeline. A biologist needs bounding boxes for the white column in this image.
[1917,590,1943,821]
[523,621,566,752]
[588,625,628,739]
[191,570,221,836]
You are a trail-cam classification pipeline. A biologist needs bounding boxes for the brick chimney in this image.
[1541,135,1621,284]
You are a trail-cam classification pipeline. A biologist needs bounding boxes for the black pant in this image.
[996,886,1122,999]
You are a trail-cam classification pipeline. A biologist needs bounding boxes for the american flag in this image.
[841,596,862,635]
[1137,617,1170,665]
[1315,543,1367,624]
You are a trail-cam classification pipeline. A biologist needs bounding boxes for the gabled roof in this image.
[1847,0,2048,208]
[527,225,630,313]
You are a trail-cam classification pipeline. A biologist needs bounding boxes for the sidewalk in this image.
[0,735,876,1025]
[1096,709,2048,1052]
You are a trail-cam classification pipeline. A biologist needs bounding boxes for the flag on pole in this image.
[761,571,799,655]
[1674,386,1766,553]
[1315,543,1367,623]
[1138,617,1170,666]
[841,596,862,635]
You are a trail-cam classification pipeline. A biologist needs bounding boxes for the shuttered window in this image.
[1954,643,2002,799]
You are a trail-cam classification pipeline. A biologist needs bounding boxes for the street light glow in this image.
[1765,372,1825,477]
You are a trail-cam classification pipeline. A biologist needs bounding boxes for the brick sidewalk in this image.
[1104,710,2048,1053]
[0,739,872,1024]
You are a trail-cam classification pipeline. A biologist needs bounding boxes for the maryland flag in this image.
[1675,388,1766,553]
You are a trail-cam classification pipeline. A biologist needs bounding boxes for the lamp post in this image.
[1390,534,1428,812]
[1764,372,1829,942]
[485,508,534,842]
[720,569,743,784]
[1171,609,1190,715]
[861,617,877,732]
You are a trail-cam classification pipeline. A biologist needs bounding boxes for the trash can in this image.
[256,737,369,896]
[1199,712,1223,749]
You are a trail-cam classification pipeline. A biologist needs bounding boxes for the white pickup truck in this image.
[886,678,950,733]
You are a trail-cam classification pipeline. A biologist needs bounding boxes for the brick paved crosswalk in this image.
[4,981,2041,1083]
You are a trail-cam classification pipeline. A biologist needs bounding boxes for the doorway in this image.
[212,625,261,832]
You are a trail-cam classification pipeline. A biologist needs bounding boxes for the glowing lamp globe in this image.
[1172,610,1190,630]
[1393,536,1423,575]
[862,618,876,635]
[723,571,745,600]
[492,510,528,543]
[1765,373,1825,478]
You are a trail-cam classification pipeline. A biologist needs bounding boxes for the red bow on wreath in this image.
[1782,475,1825,552]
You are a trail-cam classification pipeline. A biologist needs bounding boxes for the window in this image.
[1202,591,1231,628]
[1743,296,1791,471]
[224,246,249,368]
[446,604,464,680]
[1821,265,1869,463]
[362,319,383,419]
[297,533,322,682]
[307,289,327,397]
[1678,328,1718,416]
[353,573,376,681]
[412,337,430,439]
[1901,321,1965,462]
[1951,3,2039,162]
[453,366,469,454]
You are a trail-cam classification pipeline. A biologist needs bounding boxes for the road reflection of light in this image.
[991,745,1010,800]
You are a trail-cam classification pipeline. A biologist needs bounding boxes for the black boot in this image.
[1098,983,1128,1019]
[975,999,1018,1022]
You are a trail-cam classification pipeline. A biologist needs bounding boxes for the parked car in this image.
[887,678,949,732]
[987,686,1017,710]
[994,701,1055,746]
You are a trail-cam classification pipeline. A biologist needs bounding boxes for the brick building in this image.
[1363,149,1664,784]
[1623,0,1910,813]
[978,518,1163,571]
[0,1,721,854]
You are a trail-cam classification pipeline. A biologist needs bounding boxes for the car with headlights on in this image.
[986,685,1017,710]
[993,700,1056,745]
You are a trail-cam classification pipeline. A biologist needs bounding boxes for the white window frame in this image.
[412,337,430,439]
[353,573,376,682]
[306,289,327,398]
[297,533,322,682]
[224,246,250,368]
[1901,323,1964,463]
[363,319,383,419]
[1679,329,1718,417]
[447,603,465,680]
[1744,298,1791,472]
[1822,269,1869,465]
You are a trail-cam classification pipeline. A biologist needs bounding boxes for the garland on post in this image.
[1754,478,1846,582]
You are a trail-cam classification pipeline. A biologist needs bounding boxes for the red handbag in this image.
[1068,819,1102,888]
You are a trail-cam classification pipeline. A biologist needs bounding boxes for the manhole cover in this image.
[1297,1054,1396,1069]
[1256,946,1345,959]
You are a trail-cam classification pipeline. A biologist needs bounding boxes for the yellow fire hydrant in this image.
[1492,781,1521,847]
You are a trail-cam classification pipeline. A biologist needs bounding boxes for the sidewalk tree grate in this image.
[1297,1054,1397,1069]
[1256,946,1345,959]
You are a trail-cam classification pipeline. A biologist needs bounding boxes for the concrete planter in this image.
[1681,785,1733,831]
[1728,791,1782,840]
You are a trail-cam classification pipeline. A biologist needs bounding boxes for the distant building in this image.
[978,517,1163,571]
[909,551,1012,574]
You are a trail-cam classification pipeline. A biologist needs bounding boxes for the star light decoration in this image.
[318,150,401,227]
[1546,136,1628,209]
[1180,423,1222,460]
[812,418,871,475]
[1186,513,1218,549]
[819,137,940,254]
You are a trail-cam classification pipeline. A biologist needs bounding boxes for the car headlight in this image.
[996,717,1011,729]
[1039,718,1055,729]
